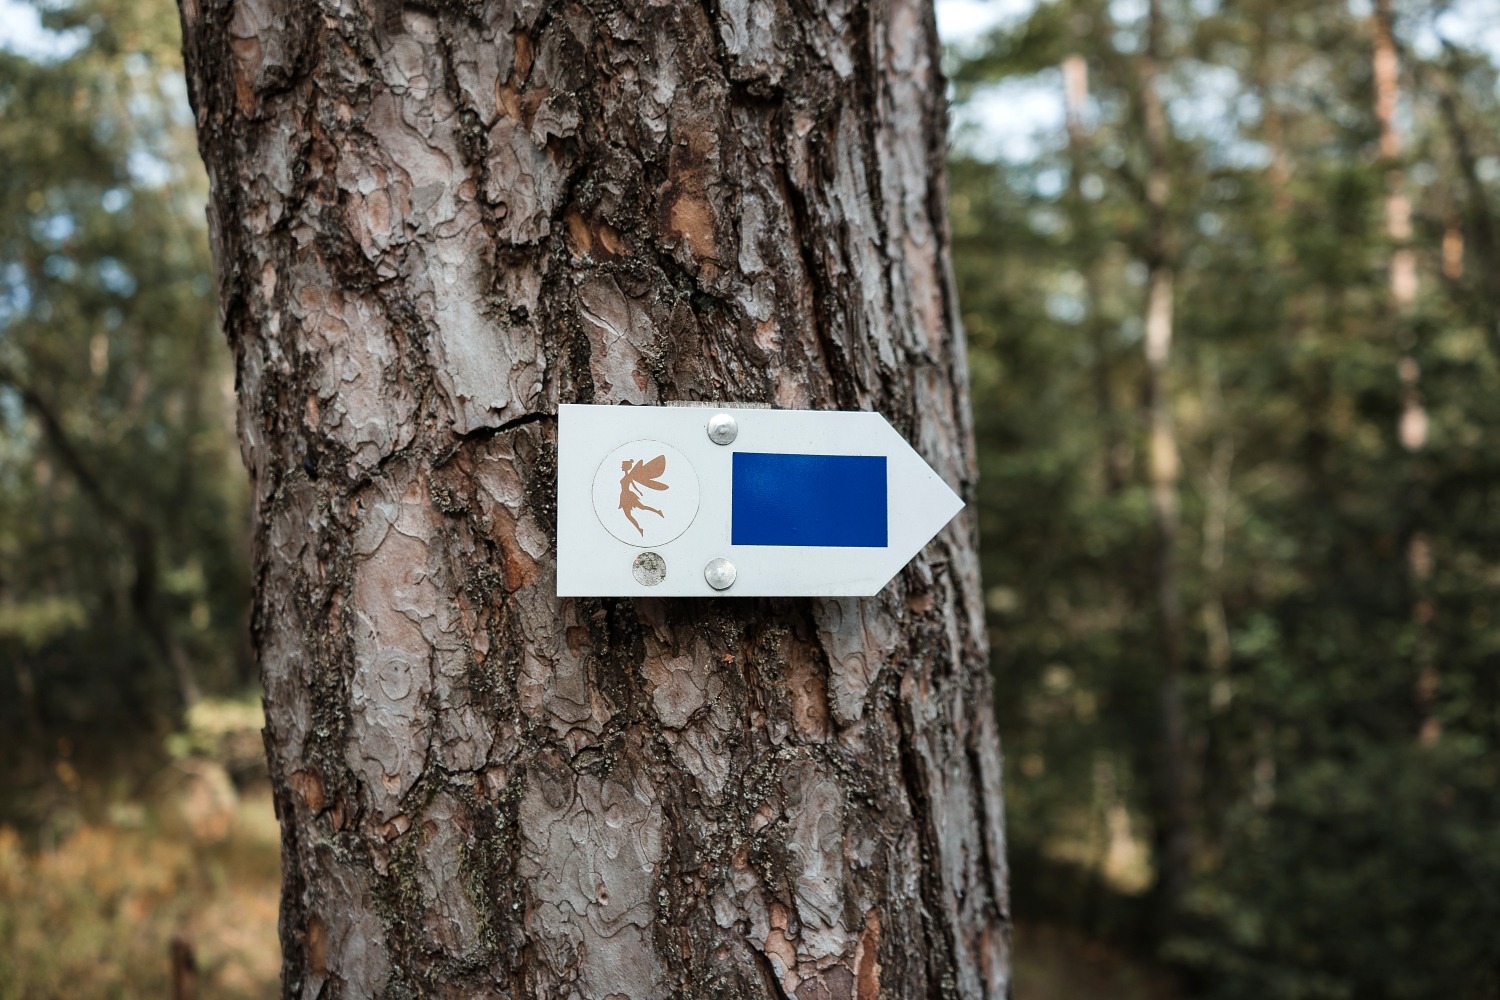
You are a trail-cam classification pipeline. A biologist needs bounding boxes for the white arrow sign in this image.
[556,404,964,597]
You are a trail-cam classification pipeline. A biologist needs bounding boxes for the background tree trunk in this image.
[1137,0,1191,926]
[1371,0,1438,746]
[176,0,1008,996]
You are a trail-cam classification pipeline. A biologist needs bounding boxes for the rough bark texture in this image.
[176,0,1009,997]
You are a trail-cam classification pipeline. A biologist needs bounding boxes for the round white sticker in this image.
[592,440,700,548]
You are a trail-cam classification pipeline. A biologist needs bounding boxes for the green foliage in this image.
[1173,740,1500,1000]
[3,0,1498,995]
[953,0,1500,996]
[0,0,250,754]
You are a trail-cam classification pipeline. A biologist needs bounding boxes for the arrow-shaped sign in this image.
[555,404,964,597]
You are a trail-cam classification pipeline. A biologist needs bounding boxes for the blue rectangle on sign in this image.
[732,452,888,547]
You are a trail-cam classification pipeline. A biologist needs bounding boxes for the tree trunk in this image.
[1372,0,1438,746]
[1138,0,1191,923]
[176,0,1009,997]
[1433,46,1500,343]
[1060,48,1127,496]
[0,363,201,712]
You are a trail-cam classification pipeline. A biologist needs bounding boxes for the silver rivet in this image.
[707,413,738,445]
[704,557,737,591]
[632,552,666,587]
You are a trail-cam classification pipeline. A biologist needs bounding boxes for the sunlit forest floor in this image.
[1014,925,1177,1000]
[0,697,282,999]
[0,720,1171,1000]
[0,778,280,999]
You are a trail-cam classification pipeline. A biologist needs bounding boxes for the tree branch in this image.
[0,361,200,708]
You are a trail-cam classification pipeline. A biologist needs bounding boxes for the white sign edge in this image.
[554,403,965,598]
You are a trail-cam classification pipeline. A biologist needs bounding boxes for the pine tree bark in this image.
[176,0,1009,997]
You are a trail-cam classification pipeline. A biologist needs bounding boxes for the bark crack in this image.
[771,126,859,409]
[896,686,964,1000]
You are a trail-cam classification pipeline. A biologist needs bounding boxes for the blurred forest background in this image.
[1,0,1497,996]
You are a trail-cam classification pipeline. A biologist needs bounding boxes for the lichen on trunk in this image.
[177,0,1009,995]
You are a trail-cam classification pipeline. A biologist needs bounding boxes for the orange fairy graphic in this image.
[618,455,669,536]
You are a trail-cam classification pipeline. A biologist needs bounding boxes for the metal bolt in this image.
[704,557,737,591]
[707,413,737,445]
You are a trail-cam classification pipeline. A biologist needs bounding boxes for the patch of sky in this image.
[1162,62,1238,141]
[1046,271,1088,324]
[951,70,1067,164]
[33,212,76,245]
[0,384,27,432]
[1035,167,1066,198]
[1109,0,1146,52]
[0,263,31,326]
[1164,61,1274,171]
[1046,291,1086,324]
[96,257,137,297]
[101,188,130,213]
[127,149,174,188]
[1359,0,1500,68]
[936,0,1041,48]
[162,73,195,128]
[1,262,26,291]
[0,0,87,60]
[127,89,164,133]
[1112,29,1141,55]
[1416,0,1500,62]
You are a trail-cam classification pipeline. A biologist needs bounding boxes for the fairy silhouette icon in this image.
[618,454,669,536]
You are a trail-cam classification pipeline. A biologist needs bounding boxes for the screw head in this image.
[704,557,737,591]
[707,413,738,445]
